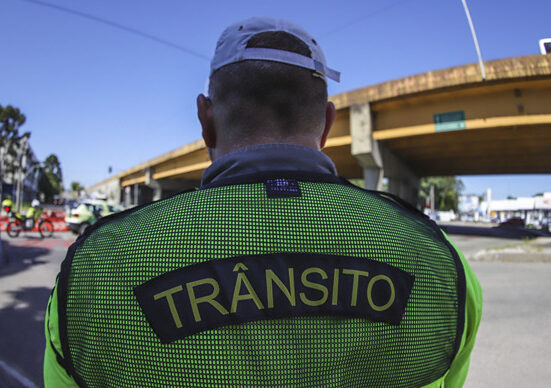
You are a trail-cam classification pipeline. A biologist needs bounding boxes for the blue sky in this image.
[2,0,550,199]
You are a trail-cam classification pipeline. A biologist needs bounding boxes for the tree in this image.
[0,105,31,190]
[71,181,84,192]
[70,181,84,198]
[38,154,63,202]
[44,154,62,185]
[419,176,464,212]
[0,105,28,153]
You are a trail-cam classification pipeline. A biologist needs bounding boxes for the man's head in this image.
[197,17,340,160]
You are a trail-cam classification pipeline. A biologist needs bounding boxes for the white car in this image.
[65,200,124,235]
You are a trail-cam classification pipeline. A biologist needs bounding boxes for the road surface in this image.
[0,232,74,387]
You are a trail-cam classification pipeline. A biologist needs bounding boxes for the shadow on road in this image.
[0,239,50,277]
[441,224,550,239]
[0,286,51,387]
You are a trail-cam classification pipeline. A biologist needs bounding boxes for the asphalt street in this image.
[0,231,549,387]
[0,232,75,388]
[465,262,551,388]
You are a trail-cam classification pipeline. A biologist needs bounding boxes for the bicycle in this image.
[6,209,54,238]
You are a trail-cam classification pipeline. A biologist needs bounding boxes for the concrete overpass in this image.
[88,54,551,206]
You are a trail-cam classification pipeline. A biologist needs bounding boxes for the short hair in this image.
[208,31,328,139]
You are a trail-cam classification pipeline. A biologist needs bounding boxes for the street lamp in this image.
[461,0,486,80]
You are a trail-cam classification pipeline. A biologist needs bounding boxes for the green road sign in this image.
[433,110,466,132]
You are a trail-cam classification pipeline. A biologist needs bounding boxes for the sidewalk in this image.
[468,237,551,262]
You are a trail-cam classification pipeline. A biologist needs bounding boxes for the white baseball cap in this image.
[210,17,340,83]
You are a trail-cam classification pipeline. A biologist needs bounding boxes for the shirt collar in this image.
[201,143,338,187]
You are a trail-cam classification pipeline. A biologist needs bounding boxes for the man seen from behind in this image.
[44,17,482,387]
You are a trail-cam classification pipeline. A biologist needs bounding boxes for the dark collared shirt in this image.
[201,143,337,187]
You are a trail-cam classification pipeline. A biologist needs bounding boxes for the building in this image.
[486,193,551,227]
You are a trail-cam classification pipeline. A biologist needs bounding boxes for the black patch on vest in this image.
[264,178,301,198]
[134,253,414,343]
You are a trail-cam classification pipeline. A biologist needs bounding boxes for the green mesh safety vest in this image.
[56,173,465,387]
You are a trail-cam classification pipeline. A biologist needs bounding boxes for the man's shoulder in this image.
[74,178,436,250]
[76,188,199,245]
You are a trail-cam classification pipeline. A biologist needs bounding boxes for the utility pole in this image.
[430,185,435,220]
[0,146,4,202]
[461,0,486,80]
[15,135,29,213]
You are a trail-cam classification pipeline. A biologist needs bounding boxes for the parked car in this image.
[65,200,123,235]
[63,199,78,211]
[499,217,525,228]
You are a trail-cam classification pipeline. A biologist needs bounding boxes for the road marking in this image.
[0,360,39,388]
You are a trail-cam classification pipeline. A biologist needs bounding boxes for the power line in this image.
[17,0,210,61]
[320,0,413,38]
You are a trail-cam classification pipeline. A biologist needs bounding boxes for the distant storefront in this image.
[459,192,551,227]
[488,194,550,226]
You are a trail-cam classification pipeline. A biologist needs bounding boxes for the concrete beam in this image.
[331,55,551,110]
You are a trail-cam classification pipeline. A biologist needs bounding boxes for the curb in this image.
[465,237,551,263]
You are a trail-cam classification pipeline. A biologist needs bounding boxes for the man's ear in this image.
[320,101,336,149]
[197,94,216,148]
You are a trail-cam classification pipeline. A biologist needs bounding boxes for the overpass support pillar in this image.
[123,186,131,207]
[133,183,139,206]
[384,151,420,206]
[145,167,162,201]
[350,103,383,191]
[363,167,384,191]
[115,178,122,204]
[350,103,420,206]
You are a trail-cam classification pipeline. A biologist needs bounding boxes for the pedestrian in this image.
[26,198,42,225]
[44,17,482,387]
[2,195,13,214]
